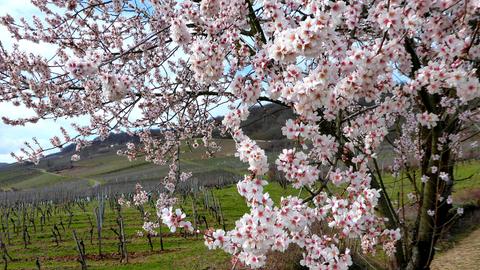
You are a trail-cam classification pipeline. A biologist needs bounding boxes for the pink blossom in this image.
[0,1,476,268]
[133,184,149,206]
[70,154,80,161]
[416,112,439,129]
[161,207,193,233]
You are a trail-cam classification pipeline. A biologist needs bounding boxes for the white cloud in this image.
[0,0,37,15]
[0,0,58,57]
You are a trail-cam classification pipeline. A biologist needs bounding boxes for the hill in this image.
[213,103,294,140]
[0,103,294,194]
[46,103,291,160]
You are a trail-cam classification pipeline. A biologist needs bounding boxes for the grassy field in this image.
[0,139,243,191]
[0,138,479,269]
[1,165,479,270]
[378,159,480,204]
[1,182,300,270]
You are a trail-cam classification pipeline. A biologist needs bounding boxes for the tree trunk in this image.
[406,118,456,269]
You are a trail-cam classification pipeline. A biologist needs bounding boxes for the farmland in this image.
[0,138,303,269]
[0,181,300,269]
[0,136,479,269]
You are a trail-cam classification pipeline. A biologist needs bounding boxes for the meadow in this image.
[0,183,301,270]
[0,139,479,270]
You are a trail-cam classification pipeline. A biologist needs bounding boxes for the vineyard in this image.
[0,152,479,269]
[0,134,479,270]
[0,0,479,269]
[0,178,303,270]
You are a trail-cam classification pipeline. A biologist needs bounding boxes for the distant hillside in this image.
[0,163,8,168]
[56,103,292,157]
[1,101,478,194]
[0,103,295,191]
[38,103,292,172]
[56,131,142,156]
[213,103,294,140]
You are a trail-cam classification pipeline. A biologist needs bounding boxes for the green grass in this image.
[2,182,296,270]
[0,167,43,189]
[1,138,479,269]
[370,159,480,204]
[10,170,71,190]
[0,139,242,190]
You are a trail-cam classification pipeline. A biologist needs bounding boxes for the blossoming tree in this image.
[1,0,479,269]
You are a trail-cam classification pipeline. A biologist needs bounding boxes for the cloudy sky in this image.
[0,1,87,163]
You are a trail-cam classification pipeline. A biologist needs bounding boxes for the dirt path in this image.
[431,228,480,270]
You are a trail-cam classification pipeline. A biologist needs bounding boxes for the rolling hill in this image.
[0,103,292,192]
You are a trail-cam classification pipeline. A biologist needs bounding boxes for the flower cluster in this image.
[170,17,191,46]
[155,193,177,218]
[204,228,228,250]
[276,149,319,188]
[133,183,148,206]
[282,119,307,140]
[236,176,268,204]
[142,221,159,236]
[160,207,194,233]
[416,112,439,129]
[282,119,338,164]
[190,37,225,83]
[446,71,480,102]
[66,55,100,78]
[231,76,262,105]
[415,62,480,103]
[117,195,131,207]
[221,107,249,132]
[301,235,353,269]
[235,138,269,176]
[381,229,401,257]
[100,73,131,101]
